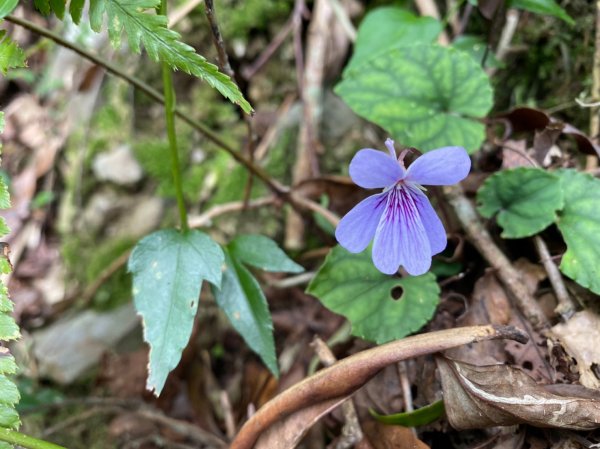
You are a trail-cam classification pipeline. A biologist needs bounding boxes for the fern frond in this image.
[0,31,26,76]
[33,0,253,113]
[0,112,21,438]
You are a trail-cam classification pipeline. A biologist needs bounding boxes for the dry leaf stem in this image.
[444,185,549,330]
[230,325,528,449]
[311,337,364,449]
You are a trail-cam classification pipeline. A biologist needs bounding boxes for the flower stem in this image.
[0,428,66,449]
[160,0,188,232]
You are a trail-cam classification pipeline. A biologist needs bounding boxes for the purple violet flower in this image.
[335,139,471,276]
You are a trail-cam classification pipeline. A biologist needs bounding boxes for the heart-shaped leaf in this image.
[477,167,563,238]
[307,245,439,343]
[336,45,493,153]
[556,169,600,295]
[345,7,441,73]
[128,229,223,395]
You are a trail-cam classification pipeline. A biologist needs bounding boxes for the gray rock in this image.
[92,145,143,185]
[32,303,140,384]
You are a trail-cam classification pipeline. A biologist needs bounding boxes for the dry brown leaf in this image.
[550,311,600,389]
[254,397,350,449]
[437,357,600,430]
[230,325,528,449]
[361,421,429,449]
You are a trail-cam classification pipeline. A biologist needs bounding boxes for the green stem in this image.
[0,428,66,449]
[159,0,188,232]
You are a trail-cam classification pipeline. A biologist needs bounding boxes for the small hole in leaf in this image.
[390,286,404,300]
[522,361,533,371]
[190,301,195,309]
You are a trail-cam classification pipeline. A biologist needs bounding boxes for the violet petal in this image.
[349,149,404,189]
[335,192,388,253]
[405,146,471,186]
[385,138,396,158]
[372,187,432,276]
[409,186,447,255]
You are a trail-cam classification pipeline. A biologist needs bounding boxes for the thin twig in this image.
[241,19,294,80]
[588,0,600,170]
[188,196,276,228]
[495,139,538,167]
[311,337,363,449]
[203,0,234,78]
[488,9,519,76]
[286,0,332,248]
[326,0,356,42]
[533,235,577,320]
[396,361,417,437]
[444,185,549,330]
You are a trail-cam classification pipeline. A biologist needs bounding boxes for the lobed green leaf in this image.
[556,169,600,295]
[0,404,19,429]
[307,246,440,344]
[0,31,26,76]
[128,229,224,395]
[336,45,492,153]
[228,234,304,273]
[477,167,563,238]
[212,249,278,376]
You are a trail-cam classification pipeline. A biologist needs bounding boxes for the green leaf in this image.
[69,0,85,24]
[0,31,26,76]
[452,35,502,69]
[92,0,252,113]
[228,235,304,273]
[477,167,563,238]
[0,0,18,19]
[49,0,65,19]
[335,45,492,153]
[0,179,10,210]
[370,400,445,426]
[0,316,19,342]
[307,246,440,343]
[212,249,278,376]
[33,0,51,15]
[556,170,600,295]
[0,376,19,406]
[346,7,441,73]
[128,229,224,395]
[0,355,16,376]
[0,404,19,429]
[509,0,574,25]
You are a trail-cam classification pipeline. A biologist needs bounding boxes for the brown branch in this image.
[444,185,549,330]
[230,325,528,449]
[588,0,600,170]
[533,235,577,320]
[203,0,234,78]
